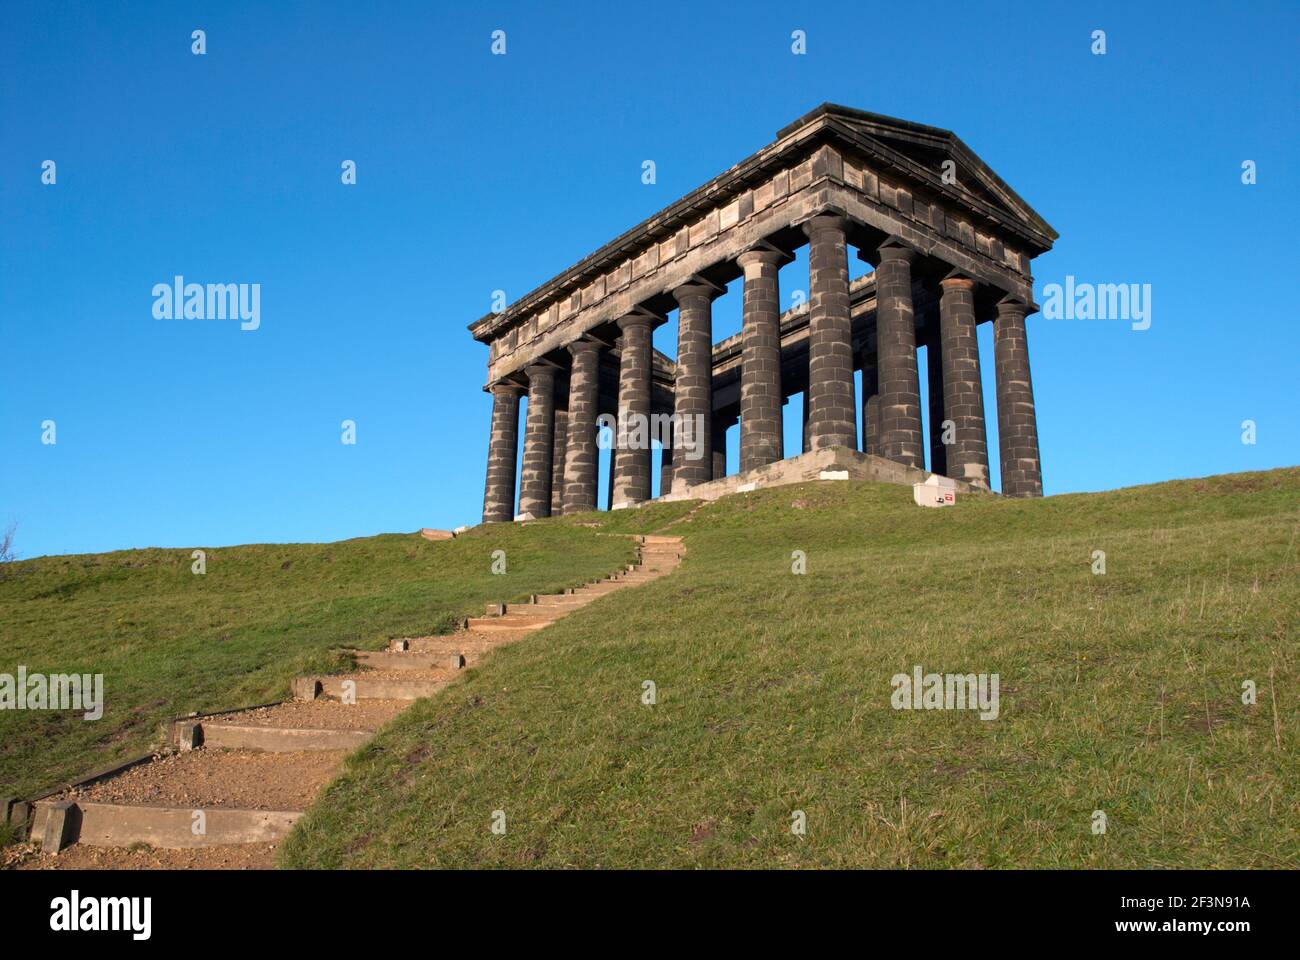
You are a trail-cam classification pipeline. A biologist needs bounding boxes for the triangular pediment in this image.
[779,104,1057,247]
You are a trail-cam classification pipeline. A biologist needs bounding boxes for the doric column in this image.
[994,298,1043,497]
[939,276,991,489]
[712,412,731,480]
[605,443,615,511]
[926,329,947,476]
[611,313,654,507]
[671,283,716,492]
[737,249,785,471]
[659,423,674,496]
[860,355,881,457]
[518,364,555,519]
[802,215,857,450]
[874,241,924,467]
[562,340,601,514]
[549,405,568,515]
[482,382,523,523]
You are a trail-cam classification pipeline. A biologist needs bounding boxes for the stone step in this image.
[464,619,549,634]
[465,613,556,629]
[296,675,448,701]
[34,799,302,851]
[357,650,472,672]
[196,722,373,753]
[402,636,500,655]
[33,749,345,853]
[514,597,590,611]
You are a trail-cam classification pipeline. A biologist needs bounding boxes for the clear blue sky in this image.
[2,0,1296,558]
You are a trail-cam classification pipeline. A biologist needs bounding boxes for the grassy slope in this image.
[0,525,632,800]
[281,469,1298,868]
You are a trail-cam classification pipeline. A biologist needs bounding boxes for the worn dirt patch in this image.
[60,750,344,810]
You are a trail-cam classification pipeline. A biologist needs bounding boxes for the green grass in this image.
[0,525,632,801]
[280,469,1299,868]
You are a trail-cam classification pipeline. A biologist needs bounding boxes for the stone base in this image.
[657,446,983,504]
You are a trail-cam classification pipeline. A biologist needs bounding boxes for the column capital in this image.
[566,337,602,357]
[995,295,1028,318]
[939,274,978,292]
[876,238,918,264]
[616,309,662,332]
[736,246,787,273]
[490,380,525,397]
[800,213,849,238]
[672,278,725,305]
[524,363,556,383]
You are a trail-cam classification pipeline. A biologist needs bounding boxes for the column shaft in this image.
[481,384,522,522]
[860,357,881,457]
[737,250,785,471]
[875,243,924,467]
[612,315,654,506]
[712,414,730,480]
[803,216,857,450]
[939,277,990,488]
[671,285,715,492]
[926,330,948,476]
[549,405,568,515]
[659,423,674,496]
[994,299,1043,497]
[562,341,601,513]
[518,365,555,518]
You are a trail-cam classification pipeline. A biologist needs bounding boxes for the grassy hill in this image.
[0,525,632,804]
[278,469,1298,868]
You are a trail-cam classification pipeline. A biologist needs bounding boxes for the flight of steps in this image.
[22,535,684,864]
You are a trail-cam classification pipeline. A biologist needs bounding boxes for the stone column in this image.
[939,276,991,489]
[549,405,568,515]
[671,283,716,492]
[562,340,601,514]
[860,356,881,457]
[737,249,785,471]
[659,422,674,496]
[994,298,1043,497]
[518,365,555,519]
[712,413,730,480]
[611,314,654,507]
[874,241,924,467]
[926,330,947,476]
[802,216,857,450]
[482,382,523,523]
[605,444,615,511]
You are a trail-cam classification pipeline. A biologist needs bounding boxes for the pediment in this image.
[782,104,1057,247]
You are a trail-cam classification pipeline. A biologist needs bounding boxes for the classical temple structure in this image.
[469,105,1056,522]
